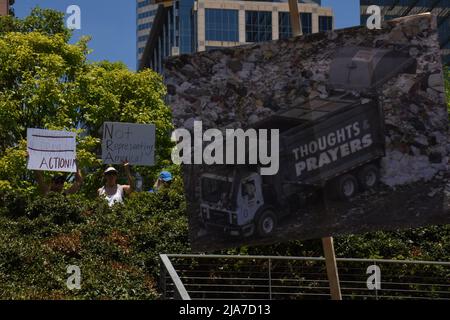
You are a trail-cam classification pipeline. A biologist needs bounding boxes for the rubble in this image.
[165,13,447,189]
[380,150,445,186]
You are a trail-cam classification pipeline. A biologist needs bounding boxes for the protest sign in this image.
[102,122,155,166]
[27,128,77,173]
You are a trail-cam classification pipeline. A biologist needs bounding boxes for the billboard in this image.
[165,14,449,252]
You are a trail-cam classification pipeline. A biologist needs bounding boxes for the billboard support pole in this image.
[322,237,342,300]
[288,2,341,301]
[288,0,302,36]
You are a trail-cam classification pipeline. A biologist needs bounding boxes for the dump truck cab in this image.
[200,170,268,237]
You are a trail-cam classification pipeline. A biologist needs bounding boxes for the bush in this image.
[1,180,450,299]
[0,179,188,300]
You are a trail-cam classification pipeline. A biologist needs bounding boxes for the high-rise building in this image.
[137,0,161,64]
[360,0,450,65]
[0,0,13,16]
[137,0,333,72]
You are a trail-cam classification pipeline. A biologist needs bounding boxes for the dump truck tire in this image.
[256,209,277,237]
[334,174,358,201]
[357,164,380,190]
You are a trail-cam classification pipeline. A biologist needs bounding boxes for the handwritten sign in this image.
[102,122,155,166]
[27,128,77,173]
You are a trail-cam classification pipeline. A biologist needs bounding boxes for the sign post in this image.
[288,0,302,36]
[287,2,342,301]
[322,237,342,300]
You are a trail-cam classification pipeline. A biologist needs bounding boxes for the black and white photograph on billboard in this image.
[165,13,449,252]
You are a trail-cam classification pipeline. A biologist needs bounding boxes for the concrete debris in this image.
[428,73,443,88]
[427,188,441,197]
[164,14,448,188]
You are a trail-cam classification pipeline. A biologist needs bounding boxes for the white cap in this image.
[104,167,118,174]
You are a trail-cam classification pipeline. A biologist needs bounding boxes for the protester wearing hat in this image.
[98,161,134,207]
[150,171,173,193]
[26,152,83,196]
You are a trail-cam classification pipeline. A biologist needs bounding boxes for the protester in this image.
[27,152,83,196]
[36,170,83,196]
[98,161,134,206]
[150,171,173,193]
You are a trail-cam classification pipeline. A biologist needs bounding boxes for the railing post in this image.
[160,254,191,300]
[160,261,167,300]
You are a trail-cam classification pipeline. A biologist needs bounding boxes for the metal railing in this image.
[159,254,450,300]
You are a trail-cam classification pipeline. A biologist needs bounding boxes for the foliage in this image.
[0,177,188,299]
[2,181,450,299]
[0,9,183,299]
[224,226,450,262]
[0,8,173,196]
[0,7,71,40]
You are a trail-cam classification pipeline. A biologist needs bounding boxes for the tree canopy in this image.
[0,8,173,195]
[0,7,71,40]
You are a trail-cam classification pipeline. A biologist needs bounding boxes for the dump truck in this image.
[199,46,417,237]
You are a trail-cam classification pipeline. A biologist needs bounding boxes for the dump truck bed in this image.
[256,96,385,187]
[328,46,417,91]
[287,100,384,186]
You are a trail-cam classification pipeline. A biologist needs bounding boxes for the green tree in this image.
[0,8,173,195]
[0,7,71,40]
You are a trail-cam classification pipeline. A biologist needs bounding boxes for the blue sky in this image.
[13,0,360,71]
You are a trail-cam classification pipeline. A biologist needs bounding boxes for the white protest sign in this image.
[27,128,77,173]
[102,122,155,166]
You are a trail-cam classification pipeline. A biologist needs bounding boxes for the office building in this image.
[360,0,450,64]
[0,0,14,16]
[137,0,333,72]
[137,0,161,63]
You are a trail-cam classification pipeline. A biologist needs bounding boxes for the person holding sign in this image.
[26,152,83,196]
[35,166,83,196]
[98,161,134,207]
[26,128,83,196]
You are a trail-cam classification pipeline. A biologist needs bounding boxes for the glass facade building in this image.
[136,0,160,66]
[138,0,333,72]
[279,12,313,39]
[318,15,333,32]
[179,0,196,54]
[205,9,239,42]
[246,11,273,42]
[360,0,450,64]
